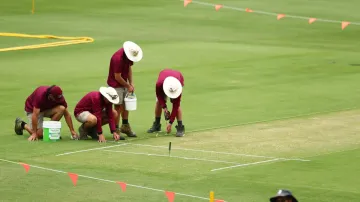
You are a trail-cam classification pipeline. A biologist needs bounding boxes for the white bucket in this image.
[43,121,62,142]
[124,93,137,111]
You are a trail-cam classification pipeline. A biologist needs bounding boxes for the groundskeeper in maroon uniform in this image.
[74,87,123,142]
[14,85,79,141]
[107,41,143,138]
[147,69,185,137]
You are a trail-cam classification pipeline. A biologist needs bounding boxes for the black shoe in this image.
[175,125,185,137]
[147,122,161,133]
[14,117,23,135]
[88,127,99,140]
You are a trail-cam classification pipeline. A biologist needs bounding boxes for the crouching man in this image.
[147,69,185,137]
[74,87,123,142]
[14,85,79,141]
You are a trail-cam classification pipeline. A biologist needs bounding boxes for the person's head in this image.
[46,85,64,102]
[123,41,143,63]
[99,87,119,105]
[270,190,298,202]
[163,76,182,99]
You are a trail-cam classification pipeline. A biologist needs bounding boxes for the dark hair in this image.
[122,50,130,61]
[46,85,56,96]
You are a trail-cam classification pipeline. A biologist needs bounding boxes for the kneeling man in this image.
[74,87,123,142]
[147,69,185,137]
[14,85,79,141]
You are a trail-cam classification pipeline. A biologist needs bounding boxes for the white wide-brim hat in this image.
[123,41,143,62]
[99,87,120,104]
[163,76,182,99]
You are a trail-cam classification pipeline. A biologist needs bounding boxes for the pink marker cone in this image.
[68,173,78,186]
[165,191,175,202]
[116,182,127,192]
[20,163,30,173]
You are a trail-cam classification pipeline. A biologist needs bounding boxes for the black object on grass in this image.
[169,142,172,156]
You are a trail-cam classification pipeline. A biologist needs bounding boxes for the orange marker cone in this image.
[246,8,253,12]
[215,4,223,11]
[116,182,127,192]
[68,173,78,186]
[184,0,191,7]
[20,163,30,173]
[309,18,317,24]
[216,200,225,202]
[165,191,175,202]
[342,21,350,30]
[277,14,285,20]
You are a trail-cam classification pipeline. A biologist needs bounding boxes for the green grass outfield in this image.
[1,0,360,201]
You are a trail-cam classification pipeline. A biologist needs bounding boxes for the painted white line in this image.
[55,143,129,156]
[187,0,360,26]
[124,143,310,162]
[102,149,241,164]
[0,158,221,201]
[211,159,281,172]
[57,141,309,162]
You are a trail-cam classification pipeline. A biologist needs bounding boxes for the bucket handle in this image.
[125,92,136,99]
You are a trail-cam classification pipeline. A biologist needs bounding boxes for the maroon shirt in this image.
[107,48,133,88]
[156,69,184,124]
[25,86,68,113]
[74,91,116,134]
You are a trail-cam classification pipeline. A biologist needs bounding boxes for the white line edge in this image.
[102,149,241,164]
[55,143,129,156]
[211,159,281,172]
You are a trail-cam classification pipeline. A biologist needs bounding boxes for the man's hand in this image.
[71,130,79,140]
[166,123,172,134]
[127,84,134,93]
[130,83,135,92]
[164,108,170,121]
[98,134,106,143]
[113,132,120,141]
[28,133,38,141]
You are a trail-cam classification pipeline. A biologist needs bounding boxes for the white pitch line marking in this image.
[55,143,129,156]
[0,158,220,201]
[211,159,281,172]
[186,0,360,26]
[124,143,310,162]
[102,149,241,164]
[55,142,310,162]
